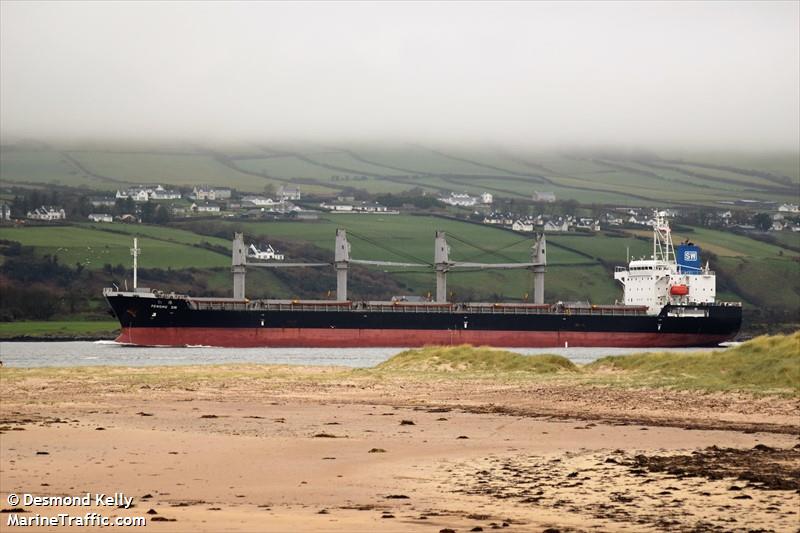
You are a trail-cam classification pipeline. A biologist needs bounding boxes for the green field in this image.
[768,231,800,250]
[77,223,232,249]
[3,142,797,206]
[0,148,122,190]
[0,225,229,269]
[0,320,119,339]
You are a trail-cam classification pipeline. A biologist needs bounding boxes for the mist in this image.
[1,1,798,150]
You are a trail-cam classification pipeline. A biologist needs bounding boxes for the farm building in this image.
[191,186,232,201]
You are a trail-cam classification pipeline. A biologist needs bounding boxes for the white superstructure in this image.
[614,212,716,315]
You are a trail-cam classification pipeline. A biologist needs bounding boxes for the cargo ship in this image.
[104,214,741,347]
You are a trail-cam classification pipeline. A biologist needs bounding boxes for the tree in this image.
[115,197,135,215]
[753,212,772,231]
[153,204,171,224]
[139,201,156,222]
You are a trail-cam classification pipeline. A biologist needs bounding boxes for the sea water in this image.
[0,341,713,368]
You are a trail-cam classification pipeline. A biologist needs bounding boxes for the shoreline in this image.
[1,364,798,532]
[0,334,117,342]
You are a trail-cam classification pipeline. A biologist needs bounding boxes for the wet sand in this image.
[1,367,798,532]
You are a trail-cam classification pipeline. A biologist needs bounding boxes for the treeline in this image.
[374,193,440,209]
[0,248,94,320]
[0,242,199,321]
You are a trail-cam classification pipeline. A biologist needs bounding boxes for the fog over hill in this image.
[1,1,798,150]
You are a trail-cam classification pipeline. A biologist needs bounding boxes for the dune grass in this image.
[372,334,799,394]
[586,333,800,394]
[374,344,578,375]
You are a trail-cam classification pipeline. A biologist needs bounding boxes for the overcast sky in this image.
[1,1,798,149]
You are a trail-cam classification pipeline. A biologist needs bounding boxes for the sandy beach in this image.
[1,365,798,532]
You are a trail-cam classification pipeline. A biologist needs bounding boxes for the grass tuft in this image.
[375,344,577,375]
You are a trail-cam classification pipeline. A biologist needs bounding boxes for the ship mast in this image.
[652,211,675,265]
[130,237,140,290]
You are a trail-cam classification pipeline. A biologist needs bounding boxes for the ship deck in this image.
[186,298,652,316]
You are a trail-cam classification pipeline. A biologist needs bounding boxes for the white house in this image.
[439,193,477,207]
[116,188,150,202]
[90,198,116,208]
[242,196,277,207]
[149,185,181,200]
[481,192,493,204]
[278,186,301,201]
[191,186,231,201]
[191,202,221,213]
[27,206,66,221]
[88,213,113,223]
[248,244,284,261]
[544,219,570,232]
[320,201,393,213]
[117,185,179,202]
[778,203,799,213]
[512,220,534,232]
[320,201,353,212]
[577,218,601,232]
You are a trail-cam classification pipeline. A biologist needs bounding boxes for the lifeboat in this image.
[670,284,689,296]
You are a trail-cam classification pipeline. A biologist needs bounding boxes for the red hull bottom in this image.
[116,327,732,348]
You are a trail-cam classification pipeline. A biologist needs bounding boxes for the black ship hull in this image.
[106,293,742,348]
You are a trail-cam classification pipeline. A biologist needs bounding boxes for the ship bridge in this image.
[614,214,716,315]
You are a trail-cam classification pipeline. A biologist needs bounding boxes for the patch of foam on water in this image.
[94,340,123,345]
[184,344,214,348]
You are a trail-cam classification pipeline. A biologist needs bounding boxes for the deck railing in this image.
[188,300,650,316]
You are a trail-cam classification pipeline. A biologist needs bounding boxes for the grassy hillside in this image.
[0,225,230,269]
[3,142,797,206]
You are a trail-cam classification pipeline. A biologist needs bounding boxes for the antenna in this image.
[130,237,140,289]
[651,211,675,264]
